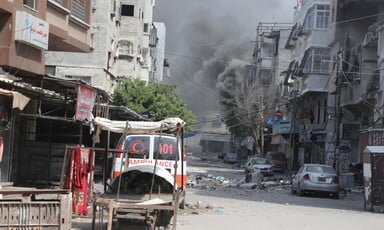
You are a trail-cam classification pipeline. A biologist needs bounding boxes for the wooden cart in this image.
[92,191,183,229]
[89,117,186,229]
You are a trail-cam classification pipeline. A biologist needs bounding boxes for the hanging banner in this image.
[75,85,96,122]
[0,137,3,162]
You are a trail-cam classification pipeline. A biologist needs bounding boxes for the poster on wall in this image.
[75,85,96,122]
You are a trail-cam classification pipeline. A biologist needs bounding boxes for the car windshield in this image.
[254,158,267,164]
[306,165,335,174]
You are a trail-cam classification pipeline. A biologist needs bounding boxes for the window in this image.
[315,5,330,29]
[71,0,86,21]
[323,98,327,123]
[303,4,330,30]
[124,136,150,159]
[45,66,56,75]
[304,48,330,74]
[316,101,321,124]
[313,48,330,74]
[121,4,134,16]
[260,69,272,85]
[154,137,177,160]
[260,44,273,58]
[23,0,35,9]
[143,23,149,33]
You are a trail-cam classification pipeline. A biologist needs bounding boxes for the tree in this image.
[221,84,263,155]
[113,79,196,131]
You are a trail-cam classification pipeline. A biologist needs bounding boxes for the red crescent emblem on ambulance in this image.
[130,140,144,152]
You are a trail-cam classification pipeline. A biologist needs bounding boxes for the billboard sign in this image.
[15,11,49,50]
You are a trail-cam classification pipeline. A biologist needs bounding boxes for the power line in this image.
[191,100,287,128]
[332,12,384,25]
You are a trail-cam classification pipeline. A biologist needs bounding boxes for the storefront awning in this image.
[0,88,30,110]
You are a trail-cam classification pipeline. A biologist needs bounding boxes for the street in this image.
[175,155,384,230]
[177,188,380,230]
[73,154,384,230]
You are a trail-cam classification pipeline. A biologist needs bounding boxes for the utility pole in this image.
[334,50,343,174]
[260,95,264,155]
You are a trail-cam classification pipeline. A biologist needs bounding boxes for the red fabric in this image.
[0,138,3,162]
[64,146,93,215]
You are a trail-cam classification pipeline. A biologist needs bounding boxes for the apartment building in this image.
[327,0,384,173]
[115,0,155,84]
[280,0,332,170]
[152,22,166,82]
[45,0,120,93]
[0,0,90,76]
[45,0,159,96]
[255,0,384,179]
[251,22,293,158]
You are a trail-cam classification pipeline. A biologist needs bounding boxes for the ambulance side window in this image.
[154,137,176,160]
[125,136,150,159]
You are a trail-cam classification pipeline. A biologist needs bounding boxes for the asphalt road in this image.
[175,155,384,230]
[72,154,384,230]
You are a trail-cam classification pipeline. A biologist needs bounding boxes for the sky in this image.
[153,0,297,119]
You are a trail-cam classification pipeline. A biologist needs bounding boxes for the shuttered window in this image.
[23,0,35,9]
[71,0,86,21]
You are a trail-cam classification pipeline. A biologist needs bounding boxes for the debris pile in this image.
[180,200,223,215]
[187,173,232,190]
[187,172,292,191]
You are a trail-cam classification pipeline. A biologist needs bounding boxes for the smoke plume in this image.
[153,0,296,116]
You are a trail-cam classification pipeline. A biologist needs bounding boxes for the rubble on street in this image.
[186,171,292,192]
[180,153,293,215]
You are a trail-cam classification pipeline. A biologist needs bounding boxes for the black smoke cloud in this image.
[153,0,296,116]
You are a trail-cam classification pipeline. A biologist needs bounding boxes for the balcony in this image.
[300,74,329,95]
[339,43,377,107]
[259,58,272,70]
[46,0,91,52]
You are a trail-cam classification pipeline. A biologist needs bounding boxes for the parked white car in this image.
[245,157,274,176]
[291,164,339,199]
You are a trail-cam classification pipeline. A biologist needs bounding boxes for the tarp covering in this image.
[0,88,30,110]
[364,146,384,154]
[93,117,185,134]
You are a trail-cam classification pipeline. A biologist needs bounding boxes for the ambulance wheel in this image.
[179,191,186,209]
[179,199,185,209]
